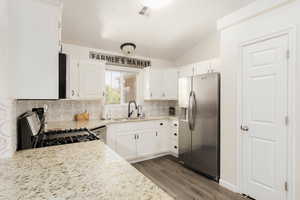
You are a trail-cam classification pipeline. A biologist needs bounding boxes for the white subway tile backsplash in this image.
[16,100,178,122]
[16,100,103,122]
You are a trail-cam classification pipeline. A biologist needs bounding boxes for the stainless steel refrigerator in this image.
[178,72,220,181]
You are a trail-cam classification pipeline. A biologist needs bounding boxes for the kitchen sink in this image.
[112,117,144,122]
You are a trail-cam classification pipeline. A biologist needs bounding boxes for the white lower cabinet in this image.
[107,119,178,161]
[136,130,157,157]
[169,120,179,156]
[156,121,170,153]
[115,132,137,160]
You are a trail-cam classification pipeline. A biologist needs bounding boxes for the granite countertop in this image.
[0,141,173,200]
[45,116,178,132]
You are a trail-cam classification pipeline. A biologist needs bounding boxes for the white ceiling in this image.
[62,0,255,60]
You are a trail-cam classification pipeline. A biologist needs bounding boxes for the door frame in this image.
[236,26,296,200]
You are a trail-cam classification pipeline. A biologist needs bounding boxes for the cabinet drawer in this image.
[170,120,178,129]
[170,140,179,154]
[171,131,178,141]
[108,121,154,133]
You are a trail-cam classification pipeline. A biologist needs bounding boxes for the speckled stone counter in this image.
[0,141,173,200]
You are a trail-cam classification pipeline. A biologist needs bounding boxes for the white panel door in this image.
[241,35,288,200]
[78,61,105,99]
[136,130,157,157]
[115,133,137,160]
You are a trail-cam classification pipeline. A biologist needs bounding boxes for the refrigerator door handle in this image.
[187,92,192,130]
[188,91,196,131]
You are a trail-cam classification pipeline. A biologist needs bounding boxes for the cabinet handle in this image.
[174,146,178,149]
[160,123,163,126]
[150,92,152,97]
[174,133,177,136]
[102,92,105,97]
[134,134,137,140]
[156,132,158,136]
[137,134,139,139]
[174,124,178,127]
[72,90,75,96]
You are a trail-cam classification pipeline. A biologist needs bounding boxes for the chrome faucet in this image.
[128,100,138,118]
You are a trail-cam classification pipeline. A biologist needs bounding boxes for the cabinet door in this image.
[178,64,194,78]
[78,61,105,99]
[68,59,80,99]
[156,121,170,153]
[163,69,178,100]
[136,130,157,157]
[14,1,60,99]
[144,68,163,100]
[115,133,137,160]
[178,77,192,108]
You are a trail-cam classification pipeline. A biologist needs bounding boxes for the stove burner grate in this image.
[38,129,99,148]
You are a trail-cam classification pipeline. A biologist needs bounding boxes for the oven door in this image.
[90,126,107,143]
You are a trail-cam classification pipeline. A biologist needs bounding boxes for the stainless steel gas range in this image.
[17,111,106,150]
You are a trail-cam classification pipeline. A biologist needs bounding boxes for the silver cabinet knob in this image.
[240,125,249,131]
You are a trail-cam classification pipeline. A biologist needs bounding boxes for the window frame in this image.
[105,65,141,106]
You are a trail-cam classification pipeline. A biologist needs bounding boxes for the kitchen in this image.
[0,0,299,200]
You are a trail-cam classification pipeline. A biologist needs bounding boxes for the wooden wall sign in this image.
[89,51,151,69]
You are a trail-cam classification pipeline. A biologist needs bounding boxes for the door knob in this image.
[240,125,249,132]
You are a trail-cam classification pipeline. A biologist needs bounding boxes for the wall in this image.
[15,44,178,122]
[16,100,177,122]
[62,43,178,119]
[175,32,220,66]
[0,0,9,97]
[104,101,177,119]
[0,0,17,158]
[219,1,300,199]
[62,43,175,69]
[16,100,103,122]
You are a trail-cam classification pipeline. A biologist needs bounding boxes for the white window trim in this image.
[105,65,142,106]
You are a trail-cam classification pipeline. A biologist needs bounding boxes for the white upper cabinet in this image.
[178,58,220,79]
[178,64,194,78]
[68,60,105,100]
[194,58,220,75]
[178,76,192,108]
[13,0,62,99]
[144,68,178,100]
[163,69,178,100]
[78,61,105,99]
[144,68,163,100]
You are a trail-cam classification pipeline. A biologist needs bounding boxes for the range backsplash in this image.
[16,100,178,122]
[104,101,178,119]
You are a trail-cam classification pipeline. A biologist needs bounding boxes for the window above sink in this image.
[105,70,138,105]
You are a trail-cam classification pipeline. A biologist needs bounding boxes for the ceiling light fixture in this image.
[140,0,172,9]
[120,43,136,57]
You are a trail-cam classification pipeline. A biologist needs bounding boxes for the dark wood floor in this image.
[133,156,246,200]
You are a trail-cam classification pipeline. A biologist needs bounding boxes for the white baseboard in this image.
[129,152,172,164]
[219,179,238,193]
